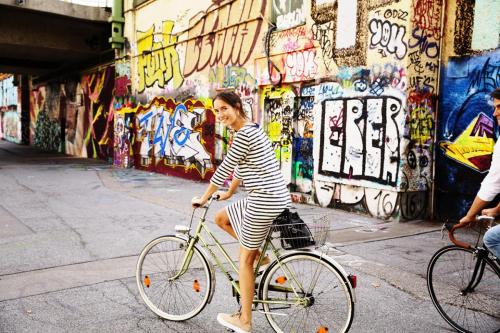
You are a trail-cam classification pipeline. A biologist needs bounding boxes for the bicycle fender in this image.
[174,234,217,305]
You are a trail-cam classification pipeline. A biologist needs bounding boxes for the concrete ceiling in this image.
[0,0,114,80]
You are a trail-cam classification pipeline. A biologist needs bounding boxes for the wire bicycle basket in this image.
[271,210,330,250]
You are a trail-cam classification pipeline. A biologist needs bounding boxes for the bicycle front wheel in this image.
[136,235,212,321]
[260,252,354,333]
[427,245,500,333]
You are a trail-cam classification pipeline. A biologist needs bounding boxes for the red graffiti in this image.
[412,0,442,39]
[115,76,131,97]
[184,0,266,77]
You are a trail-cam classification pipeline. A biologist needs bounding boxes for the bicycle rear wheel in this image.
[136,235,212,321]
[427,245,500,333]
[259,252,354,333]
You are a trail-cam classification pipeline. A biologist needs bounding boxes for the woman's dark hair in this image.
[213,91,246,119]
[491,88,500,100]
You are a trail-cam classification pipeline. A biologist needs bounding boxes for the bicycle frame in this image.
[171,196,313,306]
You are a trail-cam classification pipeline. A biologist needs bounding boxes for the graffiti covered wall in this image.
[251,0,439,220]
[122,0,266,179]
[118,0,492,221]
[435,0,500,221]
[30,66,115,158]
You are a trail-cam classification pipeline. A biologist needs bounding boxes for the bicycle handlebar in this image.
[192,194,221,208]
[448,215,495,249]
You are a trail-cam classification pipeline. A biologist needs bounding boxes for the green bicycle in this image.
[136,194,356,333]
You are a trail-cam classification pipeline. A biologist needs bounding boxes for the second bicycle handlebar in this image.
[449,215,495,249]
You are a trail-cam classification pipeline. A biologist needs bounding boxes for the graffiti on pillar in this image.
[263,87,296,184]
[412,0,442,39]
[114,108,135,168]
[81,66,115,160]
[296,95,314,138]
[34,109,61,152]
[292,137,314,193]
[135,97,215,179]
[137,21,184,93]
[2,110,21,143]
[32,84,62,152]
[318,96,402,186]
[408,91,434,146]
[183,0,265,77]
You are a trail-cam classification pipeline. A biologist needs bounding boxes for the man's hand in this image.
[459,214,476,224]
[482,203,500,217]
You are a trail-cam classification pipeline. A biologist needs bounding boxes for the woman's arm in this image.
[210,130,250,187]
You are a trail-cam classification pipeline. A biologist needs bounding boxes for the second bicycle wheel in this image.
[427,245,500,333]
[260,252,354,333]
[136,235,212,321]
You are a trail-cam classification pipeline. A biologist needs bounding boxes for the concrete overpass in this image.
[0,0,113,81]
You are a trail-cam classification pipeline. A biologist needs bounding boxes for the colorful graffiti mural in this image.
[137,21,183,93]
[114,107,135,168]
[80,66,115,160]
[134,96,215,180]
[436,51,499,220]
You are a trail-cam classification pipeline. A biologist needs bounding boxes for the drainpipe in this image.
[109,0,125,50]
[430,0,448,220]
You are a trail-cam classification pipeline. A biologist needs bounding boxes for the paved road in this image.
[0,140,457,332]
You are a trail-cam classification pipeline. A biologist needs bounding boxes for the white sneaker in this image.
[217,312,252,333]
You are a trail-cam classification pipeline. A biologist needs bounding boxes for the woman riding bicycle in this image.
[192,91,291,333]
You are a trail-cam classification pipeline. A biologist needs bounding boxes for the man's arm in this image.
[460,196,490,223]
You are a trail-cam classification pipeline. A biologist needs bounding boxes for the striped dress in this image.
[210,123,291,250]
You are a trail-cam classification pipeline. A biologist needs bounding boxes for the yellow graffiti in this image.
[268,121,282,140]
[137,21,183,93]
[410,106,434,145]
[439,115,495,171]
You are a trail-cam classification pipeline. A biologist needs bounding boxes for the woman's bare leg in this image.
[215,208,237,239]
[216,209,265,269]
[239,246,258,326]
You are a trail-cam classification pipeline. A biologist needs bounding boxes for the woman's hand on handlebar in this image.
[191,196,207,208]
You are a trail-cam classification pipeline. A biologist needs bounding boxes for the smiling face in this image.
[213,97,245,130]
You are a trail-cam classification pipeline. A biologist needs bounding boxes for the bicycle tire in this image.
[259,252,354,333]
[136,235,212,321]
[427,245,500,333]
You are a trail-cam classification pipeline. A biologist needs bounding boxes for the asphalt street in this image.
[0,140,459,332]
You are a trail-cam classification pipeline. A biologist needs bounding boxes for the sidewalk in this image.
[98,164,441,246]
[0,139,441,246]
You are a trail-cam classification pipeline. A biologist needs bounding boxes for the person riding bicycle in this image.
[460,88,500,258]
[192,91,291,333]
